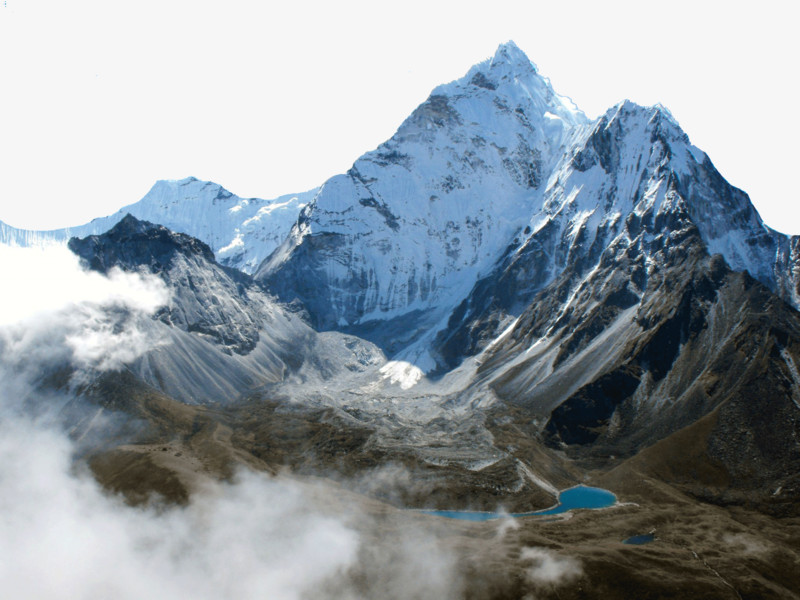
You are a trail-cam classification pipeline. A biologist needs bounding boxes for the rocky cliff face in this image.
[69,214,267,355]
[66,215,384,405]
[434,99,796,369]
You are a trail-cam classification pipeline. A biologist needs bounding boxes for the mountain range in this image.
[4,41,800,599]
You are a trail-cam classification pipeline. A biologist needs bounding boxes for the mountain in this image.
[434,100,800,369]
[1,177,317,273]
[256,42,800,378]
[257,43,800,514]
[4,41,800,599]
[4,41,799,509]
[480,213,800,510]
[66,215,384,405]
[256,42,589,369]
[63,215,570,513]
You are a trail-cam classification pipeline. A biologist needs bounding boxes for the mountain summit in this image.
[0,177,318,274]
[256,42,800,373]
[469,40,584,122]
[255,42,593,369]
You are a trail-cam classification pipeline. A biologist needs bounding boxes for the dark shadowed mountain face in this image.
[65,216,393,409]
[482,220,800,506]
[69,214,263,354]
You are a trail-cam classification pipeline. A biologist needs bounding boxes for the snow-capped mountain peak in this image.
[489,40,533,70]
[434,42,588,128]
[0,176,319,275]
[261,44,800,374]
[258,42,595,367]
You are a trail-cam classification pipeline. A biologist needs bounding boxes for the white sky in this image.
[1,0,798,233]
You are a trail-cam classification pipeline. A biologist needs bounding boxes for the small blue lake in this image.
[419,485,617,522]
[623,533,655,545]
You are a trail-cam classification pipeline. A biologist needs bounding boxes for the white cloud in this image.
[0,408,464,599]
[520,546,582,587]
[0,245,167,326]
[0,245,169,381]
[0,244,463,599]
[495,512,520,539]
[0,419,360,600]
[722,533,770,556]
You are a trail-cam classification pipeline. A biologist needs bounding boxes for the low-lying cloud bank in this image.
[0,244,167,326]
[0,245,464,599]
[0,416,464,598]
[0,244,169,386]
[521,546,582,586]
[0,420,362,599]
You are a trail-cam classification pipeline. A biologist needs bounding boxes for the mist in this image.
[0,245,464,599]
[0,244,168,389]
[520,547,582,587]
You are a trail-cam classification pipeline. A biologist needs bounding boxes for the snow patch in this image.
[780,348,800,409]
[464,458,503,471]
[243,199,304,226]
[516,461,558,494]
[485,317,520,350]
[379,360,424,390]
[218,233,244,255]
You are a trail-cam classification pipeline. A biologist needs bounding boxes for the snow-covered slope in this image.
[258,42,800,372]
[257,42,590,367]
[0,177,317,274]
[436,98,800,368]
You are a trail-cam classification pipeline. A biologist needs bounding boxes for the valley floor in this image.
[82,382,800,600]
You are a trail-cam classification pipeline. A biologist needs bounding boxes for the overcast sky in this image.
[1,0,798,233]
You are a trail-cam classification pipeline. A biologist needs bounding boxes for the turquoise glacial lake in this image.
[420,485,617,522]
